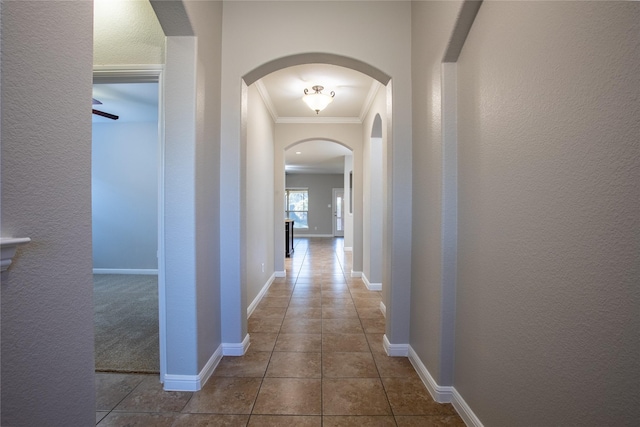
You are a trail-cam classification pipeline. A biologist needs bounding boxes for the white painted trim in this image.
[359,80,382,122]
[343,246,353,252]
[295,233,333,238]
[277,116,361,125]
[408,345,453,402]
[163,344,222,392]
[361,273,382,291]
[383,334,409,357]
[408,346,484,427]
[350,270,362,278]
[274,270,286,278]
[255,80,279,123]
[93,268,158,275]
[93,65,164,83]
[0,237,31,272]
[452,387,484,427]
[247,273,276,318]
[379,301,386,318]
[222,333,251,356]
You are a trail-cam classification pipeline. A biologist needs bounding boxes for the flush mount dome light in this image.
[302,85,335,114]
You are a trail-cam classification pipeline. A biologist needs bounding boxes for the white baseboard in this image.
[222,333,250,356]
[274,270,286,278]
[383,334,409,357]
[408,345,484,427]
[362,273,382,291]
[343,246,353,252]
[379,301,386,318]
[351,270,362,278]
[163,344,222,391]
[93,268,158,275]
[247,273,276,318]
[296,233,333,238]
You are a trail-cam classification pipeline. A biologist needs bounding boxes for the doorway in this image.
[333,188,345,237]
[92,75,163,374]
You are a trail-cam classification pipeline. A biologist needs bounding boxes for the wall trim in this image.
[222,333,251,356]
[163,344,222,392]
[296,233,334,238]
[93,268,158,275]
[350,270,362,278]
[379,301,386,318]
[408,346,484,427]
[362,273,382,291]
[274,270,286,278]
[383,334,409,357]
[247,273,276,318]
[343,246,353,252]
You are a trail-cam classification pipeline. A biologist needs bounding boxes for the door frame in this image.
[93,65,166,381]
[332,187,345,237]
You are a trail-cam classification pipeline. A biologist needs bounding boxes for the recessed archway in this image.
[238,53,395,355]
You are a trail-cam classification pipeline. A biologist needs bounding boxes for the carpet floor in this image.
[94,274,159,374]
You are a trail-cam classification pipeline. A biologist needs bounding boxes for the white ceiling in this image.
[92,64,376,173]
[260,64,375,174]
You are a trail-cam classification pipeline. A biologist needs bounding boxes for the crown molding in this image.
[359,80,382,122]
[255,80,279,123]
[277,116,362,125]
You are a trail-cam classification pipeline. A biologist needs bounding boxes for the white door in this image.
[333,188,345,237]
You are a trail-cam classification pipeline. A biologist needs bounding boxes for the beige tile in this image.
[97,412,178,426]
[395,415,467,427]
[323,415,397,426]
[285,306,322,319]
[248,333,278,352]
[356,306,385,319]
[322,378,391,416]
[173,413,250,426]
[266,352,321,378]
[248,318,282,333]
[322,318,364,334]
[182,377,261,414]
[381,377,457,416]
[322,334,370,353]
[265,289,294,298]
[96,411,108,424]
[323,352,379,378]
[373,354,417,377]
[250,306,287,321]
[352,298,381,308]
[95,373,146,411]
[253,378,322,415]
[361,317,386,334]
[274,333,322,352]
[248,415,321,426]
[366,334,387,355]
[258,297,291,308]
[322,306,359,318]
[292,288,322,298]
[114,376,192,412]
[213,352,271,377]
[280,318,322,334]
[289,297,322,307]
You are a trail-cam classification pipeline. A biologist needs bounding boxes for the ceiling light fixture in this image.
[302,85,335,114]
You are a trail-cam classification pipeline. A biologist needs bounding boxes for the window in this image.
[285,188,308,229]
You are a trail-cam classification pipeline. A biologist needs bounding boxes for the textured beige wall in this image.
[455,2,640,424]
[410,0,464,385]
[1,1,95,425]
[94,0,165,65]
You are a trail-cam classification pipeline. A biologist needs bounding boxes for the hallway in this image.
[95,238,464,426]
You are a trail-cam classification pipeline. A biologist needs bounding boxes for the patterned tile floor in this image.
[96,237,465,426]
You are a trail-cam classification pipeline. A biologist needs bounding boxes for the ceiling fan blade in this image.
[92,98,103,105]
[92,109,119,120]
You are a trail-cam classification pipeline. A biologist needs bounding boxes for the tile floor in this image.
[96,237,465,426]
